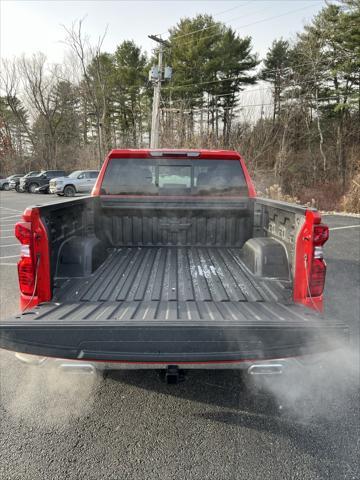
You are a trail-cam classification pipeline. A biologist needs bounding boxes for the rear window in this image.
[101,158,248,196]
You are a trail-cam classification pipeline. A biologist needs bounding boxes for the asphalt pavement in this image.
[0,191,359,480]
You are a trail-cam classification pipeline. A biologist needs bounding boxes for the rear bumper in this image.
[14,351,327,374]
[0,306,348,364]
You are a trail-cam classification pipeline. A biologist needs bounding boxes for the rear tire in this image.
[64,185,76,197]
[15,184,21,193]
[29,183,39,193]
[2,183,9,191]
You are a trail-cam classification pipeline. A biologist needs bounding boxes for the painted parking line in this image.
[0,262,17,266]
[330,225,360,231]
[0,236,15,239]
[0,207,22,213]
[0,214,21,220]
[0,244,19,247]
[0,215,19,218]
[0,255,19,259]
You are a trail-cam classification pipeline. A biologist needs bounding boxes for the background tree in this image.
[212,28,258,145]
[260,39,291,122]
[113,41,148,147]
[0,8,358,211]
[165,15,258,147]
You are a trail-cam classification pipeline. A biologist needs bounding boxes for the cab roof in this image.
[107,149,241,160]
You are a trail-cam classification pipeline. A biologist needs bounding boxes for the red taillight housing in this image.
[15,222,32,244]
[309,257,326,297]
[15,221,35,296]
[313,224,329,246]
[17,257,35,295]
[308,224,329,298]
[15,207,51,310]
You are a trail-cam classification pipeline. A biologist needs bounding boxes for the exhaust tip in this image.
[58,363,96,375]
[15,352,47,365]
[248,364,284,375]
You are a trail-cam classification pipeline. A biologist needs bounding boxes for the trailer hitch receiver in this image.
[161,365,185,384]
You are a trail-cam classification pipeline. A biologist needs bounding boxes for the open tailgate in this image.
[0,301,348,363]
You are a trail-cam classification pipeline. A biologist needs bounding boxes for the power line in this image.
[160,59,337,93]
[160,94,352,113]
[162,76,343,104]
[160,73,307,92]
[161,89,270,106]
[172,4,319,49]
[161,75,256,91]
[168,2,269,41]
[258,61,328,76]
[155,2,250,37]
[162,58,340,93]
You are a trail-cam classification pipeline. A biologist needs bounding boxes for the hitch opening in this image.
[160,365,186,384]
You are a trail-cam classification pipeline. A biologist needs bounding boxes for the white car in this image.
[0,174,25,190]
[49,170,99,196]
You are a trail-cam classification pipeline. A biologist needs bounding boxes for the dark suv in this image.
[20,170,66,193]
[9,171,40,192]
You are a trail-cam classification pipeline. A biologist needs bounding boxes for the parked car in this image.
[49,170,99,197]
[34,184,51,194]
[9,171,40,192]
[0,149,347,385]
[0,174,25,191]
[19,170,66,193]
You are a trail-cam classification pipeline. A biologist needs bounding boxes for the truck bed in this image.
[1,236,346,362]
[1,187,346,364]
[54,246,292,305]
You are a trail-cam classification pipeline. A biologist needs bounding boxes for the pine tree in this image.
[261,39,291,122]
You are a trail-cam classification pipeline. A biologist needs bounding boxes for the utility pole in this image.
[88,111,103,169]
[98,120,103,170]
[148,35,170,148]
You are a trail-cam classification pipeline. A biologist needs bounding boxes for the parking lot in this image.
[0,190,359,480]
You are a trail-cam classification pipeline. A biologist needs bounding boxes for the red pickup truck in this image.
[0,149,347,382]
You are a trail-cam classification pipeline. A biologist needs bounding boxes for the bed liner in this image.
[54,246,292,304]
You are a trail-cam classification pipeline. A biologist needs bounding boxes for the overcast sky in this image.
[1,0,325,62]
[0,0,325,117]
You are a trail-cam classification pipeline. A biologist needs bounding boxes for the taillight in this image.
[18,257,35,295]
[15,221,35,296]
[309,257,327,297]
[308,224,328,298]
[313,224,329,246]
[15,222,32,244]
